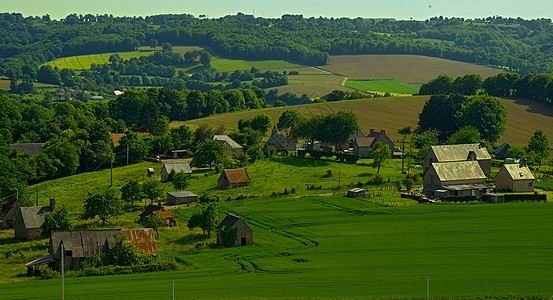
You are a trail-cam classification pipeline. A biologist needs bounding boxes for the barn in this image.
[160,162,192,181]
[216,214,253,247]
[166,191,198,205]
[218,169,250,189]
[14,198,55,240]
[495,160,534,192]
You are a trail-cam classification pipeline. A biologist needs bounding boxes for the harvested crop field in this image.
[321,55,505,88]
[177,96,553,146]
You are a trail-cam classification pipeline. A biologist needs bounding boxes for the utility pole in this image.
[126,145,129,165]
[61,242,65,300]
[110,148,114,187]
[426,276,429,300]
[172,280,174,300]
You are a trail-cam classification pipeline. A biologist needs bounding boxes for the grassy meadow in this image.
[346,79,419,94]
[176,95,553,146]
[42,51,155,70]
[211,59,303,73]
[1,196,552,299]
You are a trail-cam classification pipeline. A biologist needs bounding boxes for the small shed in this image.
[218,169,250,189]
[147,168,155,177]
[14,198,55,240]
[166,191,198,205]
[213,135,243,158]
[347,188,366,199]
[1,197,23,229]
[216,214,253,247]
[153,211,176,227]
[161,162,192,181]
[495,161,534,192]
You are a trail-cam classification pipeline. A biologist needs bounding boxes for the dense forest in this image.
[1,12,553,78]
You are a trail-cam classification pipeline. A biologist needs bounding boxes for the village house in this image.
[266,126,298,151]
[213,135,243,158]
[160,162,192,181]
[218,169,250,189]
[138,204,165,223]
[49,228,157,270]
[495,159,535,192]
[216,214,253,247]
[1,197,23,229]
[9,143,46,156]
[14,199,55,240]
[423,161,487,199]
[353,129,395,158]
[166,191,198,205]
[423,143,491,176]
[494,142,511,160]
[153,211,176,227]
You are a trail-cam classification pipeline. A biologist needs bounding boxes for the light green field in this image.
[272,72,351,98]
[1,197,552,299]
[42,51,155,70]
[414,38,456,45]
[346,79,419,94]
[211,59,303,73]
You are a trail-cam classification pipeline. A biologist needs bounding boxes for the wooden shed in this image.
[218,169,250,189]
[166,191,198,205]
[495,162,534,192]
[216,214,253,247]
[161,162,192,181]
[347,188,366,199]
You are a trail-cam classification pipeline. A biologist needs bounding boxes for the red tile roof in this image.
[153,210,176,220]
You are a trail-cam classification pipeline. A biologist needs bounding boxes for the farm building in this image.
[218,169,250,189]
[347,188,366,199]
[495,160,534,192]
[1,197,23,229]
[213,135,243,158]
[166,191,198,205]
[423,143,491,176]
[353,129,395,158]
[267,126,298,151]
[14,199,55,240]
[49,228,157,270]
[9,143,45,156]
[423,161,487,199]
[494,142,510,160]
[153,211,176,227]
[161,162,192,181]
[366,129,395,152]
[216,214,253,247]
[138,204,165,223]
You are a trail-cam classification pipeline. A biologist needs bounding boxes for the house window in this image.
[529,182,533,187]
[65,250,72,257]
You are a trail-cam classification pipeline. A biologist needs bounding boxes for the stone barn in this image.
[424,143,491,176]
[495,161,535,192]
[166,191,198,205]
[213,135,243,158]
[218,169,250,189]
[423,161,487,199]
[161,162,192,181]
[14,198,55,240]
[1,197,23,229]
[49,228,157,270]
[216,214,253,247]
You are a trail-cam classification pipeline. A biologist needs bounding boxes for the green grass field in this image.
[414,38,456,45]
[42,51,155,70]
[345,79,419,94]
[211,59,303,73]
[1,197,552,299]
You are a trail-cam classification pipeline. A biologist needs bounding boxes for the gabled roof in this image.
[19,206,52,229]
[9,143,46,156]
[139,204,165,218]
[1,197,21,216]
[216,213,252,232]
[355,137,376,147]
[349,129,365,140]
[162,163,192,174]
[222,169,250,184]
[367,130,392,140]
[166,191,197,198]
[213,135,243,150]
[431,144,490,162]
[153,210,176,220]
[500,164,535,181]
[267,133,283,145]
[431,161,486,182]
[494,142,510,155]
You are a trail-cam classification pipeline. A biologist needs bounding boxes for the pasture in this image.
[321,55,505,88]
[42,51,155,70]
[345,79,419,94]
[1,197,552,299]
[211,59,302,73]
[272,70,351,97]
[176,95,553,146]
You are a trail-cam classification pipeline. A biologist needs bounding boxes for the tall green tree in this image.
[194,139,226,169]
[277,109,304,137]
[82,189,122,225]
[187,202,219,238]
[456,94,508,144]
[370,142,391,174]
[417,94,467,141]
[447,126,481,145]
[527,130,549,164]
[41,204,73,238]
[121,179,143,206]
[142,179,164,205]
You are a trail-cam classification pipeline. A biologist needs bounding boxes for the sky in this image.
[3,0,553,21]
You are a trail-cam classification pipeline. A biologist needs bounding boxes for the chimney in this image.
[370,128,375,133]
[520,158,528,167]
[49,198,55,211]
[380,129,386,133]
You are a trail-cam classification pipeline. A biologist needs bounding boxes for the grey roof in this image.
[432,161,486,182]
[50,230,119,259]
[501,164,535,181]
[431,144,490,162]
[216,213,252,232]
[494,142,510,155]
[162,162,192,174]
[19,206,52,229]
[267,133,283,145]
[167,191,198,198]
[9,143,46,156]
[139,204,165,218]
[213,135,243,150]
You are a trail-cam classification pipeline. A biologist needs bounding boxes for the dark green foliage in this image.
[220,223,238,247]
[121,179,143,206]
[142,214,163,236]
[172,171,189,190]
[187,202,219,238]
[81,189,122,225]
[417,94,468,141]
[370,142,391,174]
[40,204,73,238]
[447,126,482,145]
[419,75,454,95]
[456,94,508,143]
[527,130,549,164]
[194,139,226,169]
[142,179,164,205]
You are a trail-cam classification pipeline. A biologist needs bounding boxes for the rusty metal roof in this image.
[153,210,176,221]
[121,228,158,257]
[222,169,250,184]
